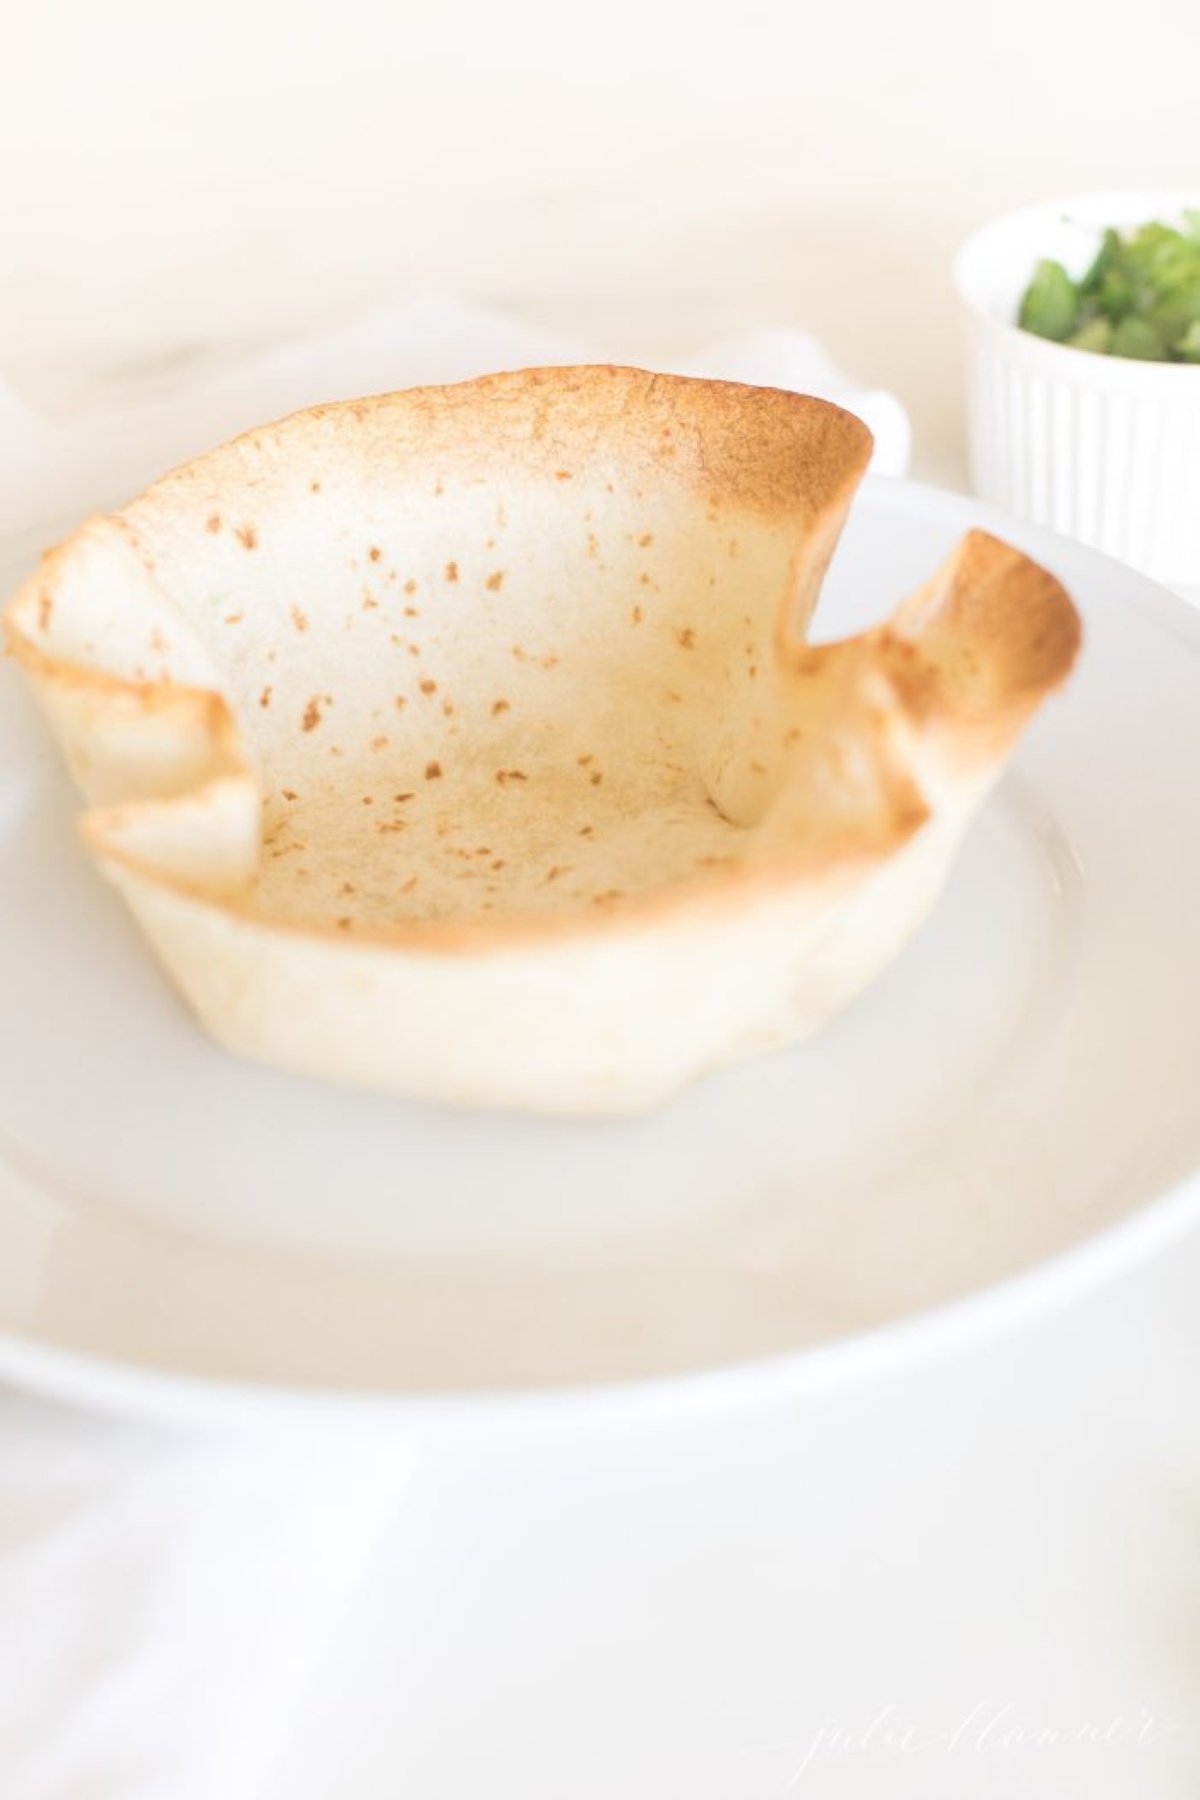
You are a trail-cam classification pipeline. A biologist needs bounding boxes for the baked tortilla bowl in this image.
[4,368,1080,1115]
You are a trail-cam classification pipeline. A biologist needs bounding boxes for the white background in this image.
[2,4,1199,1794]
[3,0,1198,484]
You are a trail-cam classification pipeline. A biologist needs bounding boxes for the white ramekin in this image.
[955,192,1200,592]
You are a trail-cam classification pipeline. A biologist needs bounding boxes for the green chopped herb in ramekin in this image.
[1018,214,1200,362]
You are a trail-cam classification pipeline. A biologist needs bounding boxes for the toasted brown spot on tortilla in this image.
[205,514,221,533]
[419,678,437,696]
[235,525,258,550]
[368,546,382,563]
[485,571,504,591]
[677,627,696,649]
[291,605,309,633]
[301,697,322,732]
[425,761,442,780]
[444,561,459,582]
[496,769,528,786]
[491,698,510,715]
[259,686,272,708]
[37,592,53,632]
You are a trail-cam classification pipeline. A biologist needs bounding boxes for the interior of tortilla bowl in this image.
[33,370,889,931]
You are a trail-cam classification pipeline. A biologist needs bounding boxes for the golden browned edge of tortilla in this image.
[3,366,1082,957]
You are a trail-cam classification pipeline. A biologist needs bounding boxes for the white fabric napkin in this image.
[0,294,910,537]
[0,296,911,1800]
[0,1400,409,1800]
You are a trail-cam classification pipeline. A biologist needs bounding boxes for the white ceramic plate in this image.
[1,477,1198,1425]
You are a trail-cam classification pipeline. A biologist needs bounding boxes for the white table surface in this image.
[265,1229,1200,1799]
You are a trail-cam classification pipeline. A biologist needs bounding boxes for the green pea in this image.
[1018,260,1079,342]
[1067,317,1113,355]
[1110,316,1169,361]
